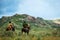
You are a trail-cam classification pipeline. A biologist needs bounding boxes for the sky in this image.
[0,0,60,19]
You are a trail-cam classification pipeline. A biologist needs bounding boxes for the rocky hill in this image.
[0,14,60,28]
[0,14,60,40]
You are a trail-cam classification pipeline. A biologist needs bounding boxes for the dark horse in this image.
[21,24,30,35]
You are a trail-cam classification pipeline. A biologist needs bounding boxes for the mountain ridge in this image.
[0,14,60,28]
[0,14,60,40]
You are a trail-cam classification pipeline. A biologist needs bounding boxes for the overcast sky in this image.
[0,0,60,19]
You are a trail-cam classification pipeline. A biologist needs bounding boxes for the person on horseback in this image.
[22,21,30,35]
[6,21,15,31]
[23,21,28,28]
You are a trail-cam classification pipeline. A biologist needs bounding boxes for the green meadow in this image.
[0,14,60,40]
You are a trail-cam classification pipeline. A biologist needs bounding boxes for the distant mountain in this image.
[0,14,60,40]
[53,19,60,24]
[0,14,60,28]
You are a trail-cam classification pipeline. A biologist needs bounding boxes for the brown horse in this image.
[6,24,15,31]
[6,21,15,31]
[6,27,15,31]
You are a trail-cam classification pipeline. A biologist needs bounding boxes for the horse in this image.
[6,25,15,31]
[21,24,30,35]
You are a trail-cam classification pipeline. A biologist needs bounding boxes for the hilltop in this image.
[0,14,60,40]
[0,14,60,28]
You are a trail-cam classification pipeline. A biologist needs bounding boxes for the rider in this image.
[6,21,15,31]
[23,21,28,28]
[22,21,30,34]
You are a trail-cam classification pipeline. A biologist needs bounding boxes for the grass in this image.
[0,33,60,40]
[0,20,60,40]
[0,27,60,40]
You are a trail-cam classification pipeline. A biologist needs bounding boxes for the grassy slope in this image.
[0,14,60,40]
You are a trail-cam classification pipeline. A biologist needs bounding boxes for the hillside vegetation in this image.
[0,14,60,40]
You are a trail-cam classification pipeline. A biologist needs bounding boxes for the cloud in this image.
[16,0,52,19]
[0,0,60,19]
[17,0,60,19]
[0,0,21,15]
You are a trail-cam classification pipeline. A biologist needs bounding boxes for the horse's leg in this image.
[27,30,29,35]
[12,27,15,31]
[21,28,24,34]
[6,27,10,31]
[6,28,9,31]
